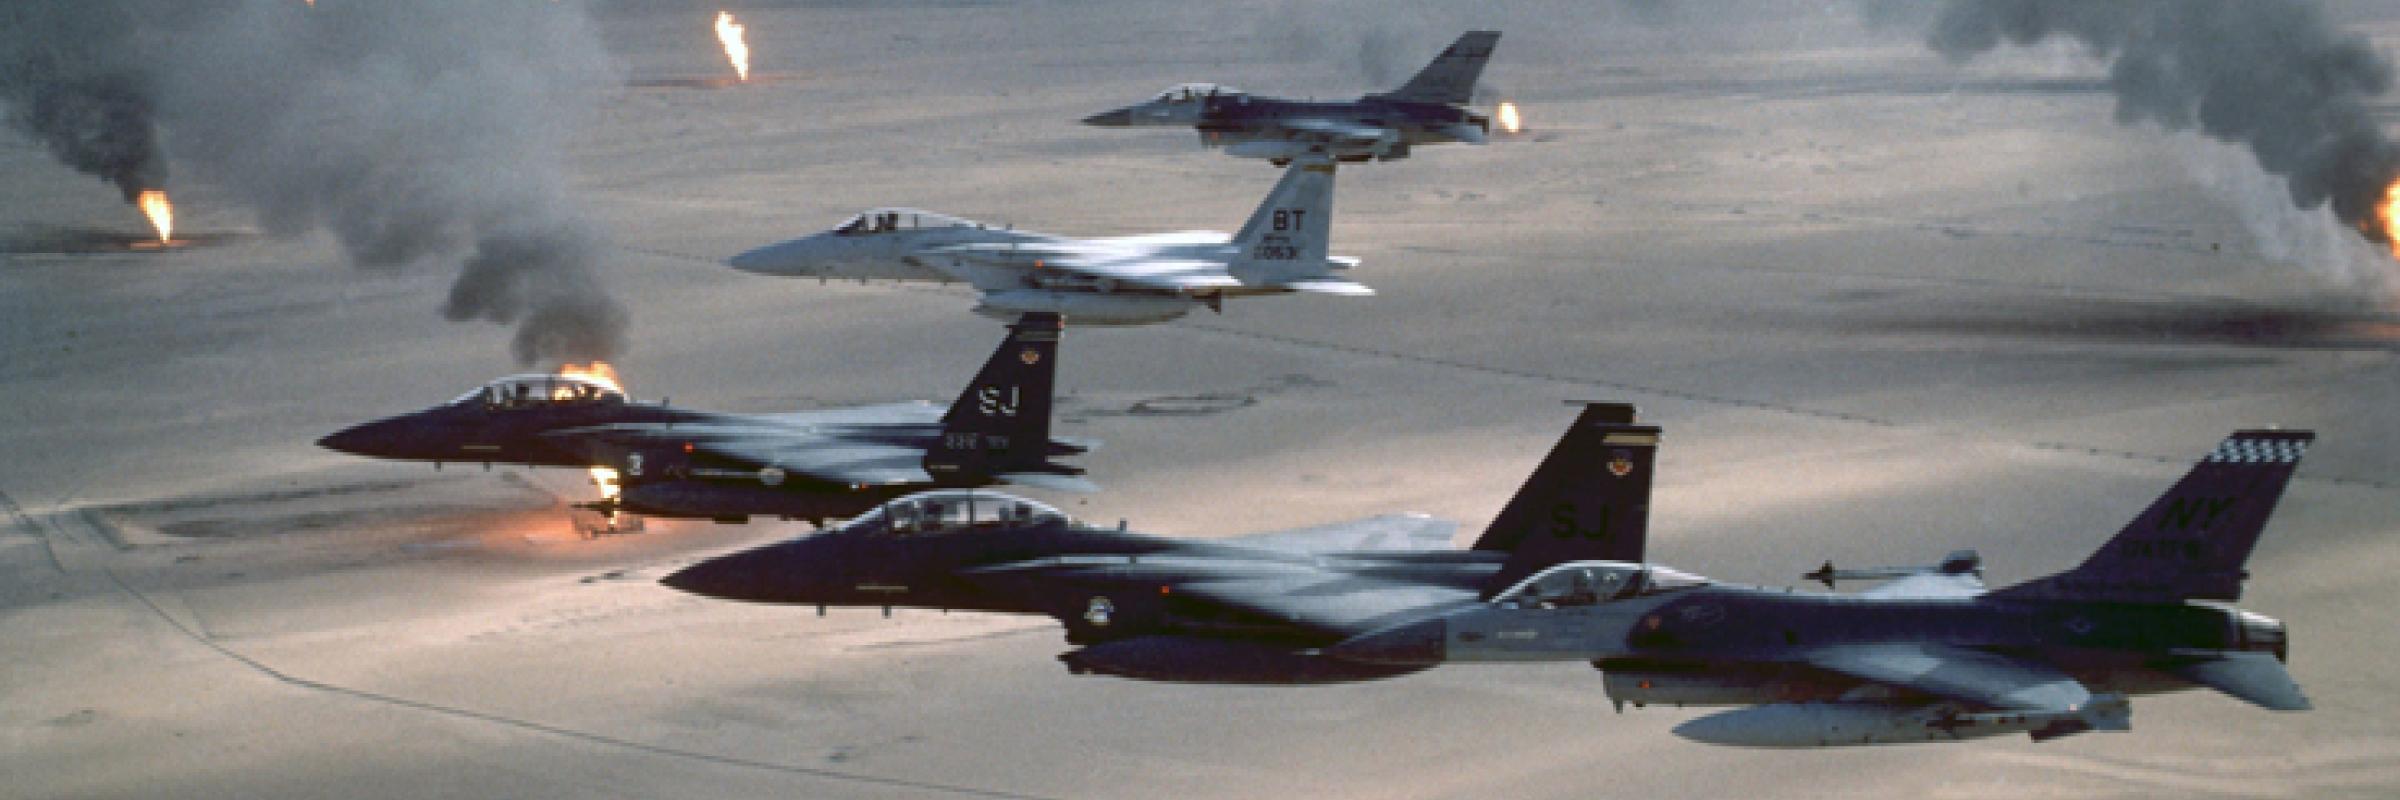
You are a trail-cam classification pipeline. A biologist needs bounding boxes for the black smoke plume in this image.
[0,1,627,365]
[1927,0,2400,248]
[0,5,166,201]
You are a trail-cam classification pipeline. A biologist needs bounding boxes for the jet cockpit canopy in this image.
[1493,561,1711,608]
[1152,82,1245,104]
[848,490,1067,537]
[454,373,626,409]
[833,208,978,236]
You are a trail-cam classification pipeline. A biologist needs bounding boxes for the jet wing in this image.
[1228,513,1458,554]
[687,436,933,486]
[1856,571,1987,600]
[1052,253,1242,292]
[1171,573,1478,638]
[928,241,1242,293]
[557,418,934,487]
[757,401,942,426]
[964,556,1475,638]
[1278,117,1399,146]
[1800,642,2092,712]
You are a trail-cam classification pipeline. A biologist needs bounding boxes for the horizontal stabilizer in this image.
[2170,652,2311,711]
[1438,123,1489,144]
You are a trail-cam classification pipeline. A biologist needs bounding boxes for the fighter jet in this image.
[317,314,1092,525]
[726,160,1367,325]
[661,403,1660,683]
[1081,31,1502,165]
[1329,426,2318,747]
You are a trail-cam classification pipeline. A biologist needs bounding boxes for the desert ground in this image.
[6,3,2400,798]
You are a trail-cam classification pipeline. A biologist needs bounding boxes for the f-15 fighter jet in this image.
[318,314,1092,525]
[662,403,1658,683]
[727,159,1366,326]
[1081,31,1501,164]
[1330,427,2318,747]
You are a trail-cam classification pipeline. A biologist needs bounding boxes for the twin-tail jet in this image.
[318,314,1091,526]
[661,403,1657,682]
[727,159,1367,325]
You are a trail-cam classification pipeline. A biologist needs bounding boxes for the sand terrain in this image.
[6,4,2400,798]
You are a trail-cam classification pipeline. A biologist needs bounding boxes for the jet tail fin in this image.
[1475,403,1658,598]
[1372,31,1500,106]
[927,313,1076,482]
[1229,161,1360,290]
[1995,430,2312,604]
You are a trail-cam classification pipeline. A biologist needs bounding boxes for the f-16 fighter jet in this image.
[318,314,1092,525]
[662,403,1659,683]
[1330,427,2317,747]
[727,160,1366,325]
[1081,31,1500,164]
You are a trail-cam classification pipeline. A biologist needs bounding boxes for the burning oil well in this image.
[1923,0,2400,285]
[0,0,627,365]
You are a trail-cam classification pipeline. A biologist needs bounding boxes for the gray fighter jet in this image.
[1329,425,2317,746]
[661,403,1659,683]
[1082,31,1501,164]
[318,314,1092,525]
[727,160,1366,325]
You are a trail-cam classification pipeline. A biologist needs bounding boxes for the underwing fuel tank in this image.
[1671,697,2131,747]
[974,290,1193,326]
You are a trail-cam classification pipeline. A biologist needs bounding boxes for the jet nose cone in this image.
[661,555,775,602]
[660,560,730,597]
[1080,108,1136,127]
[1326,617,1447,665]
[728,238,824,276]
[318,422,391,457]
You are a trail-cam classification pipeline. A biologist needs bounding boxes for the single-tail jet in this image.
[317,314,1092,526]
[662,403,1661,683]
[1329,427,2318,747]
[1080,31,1500,164]
[726,160,1366,325]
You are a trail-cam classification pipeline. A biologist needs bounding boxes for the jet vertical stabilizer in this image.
[1227,161,1369,295]
[1372,31,1501,106]
[1474,403,1659,596]
[927,312,1086,490]
[1996,429,2313,604]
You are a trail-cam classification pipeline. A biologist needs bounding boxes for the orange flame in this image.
[137,189,173,242]
[555,361,623,395]
[714,11,749,82]
[2378,179,2400,262]
[1497,101,1522,134]
[563,360,626,523]
[590,466,622,504]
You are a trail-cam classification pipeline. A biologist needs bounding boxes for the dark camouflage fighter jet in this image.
[318,314,1091,525]
[661,403,1659,683]
[1329,426,2317,746]
[1081,31,1501,165]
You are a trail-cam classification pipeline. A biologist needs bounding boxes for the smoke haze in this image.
[0,1,627,365]
[1925,0,2400,256]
